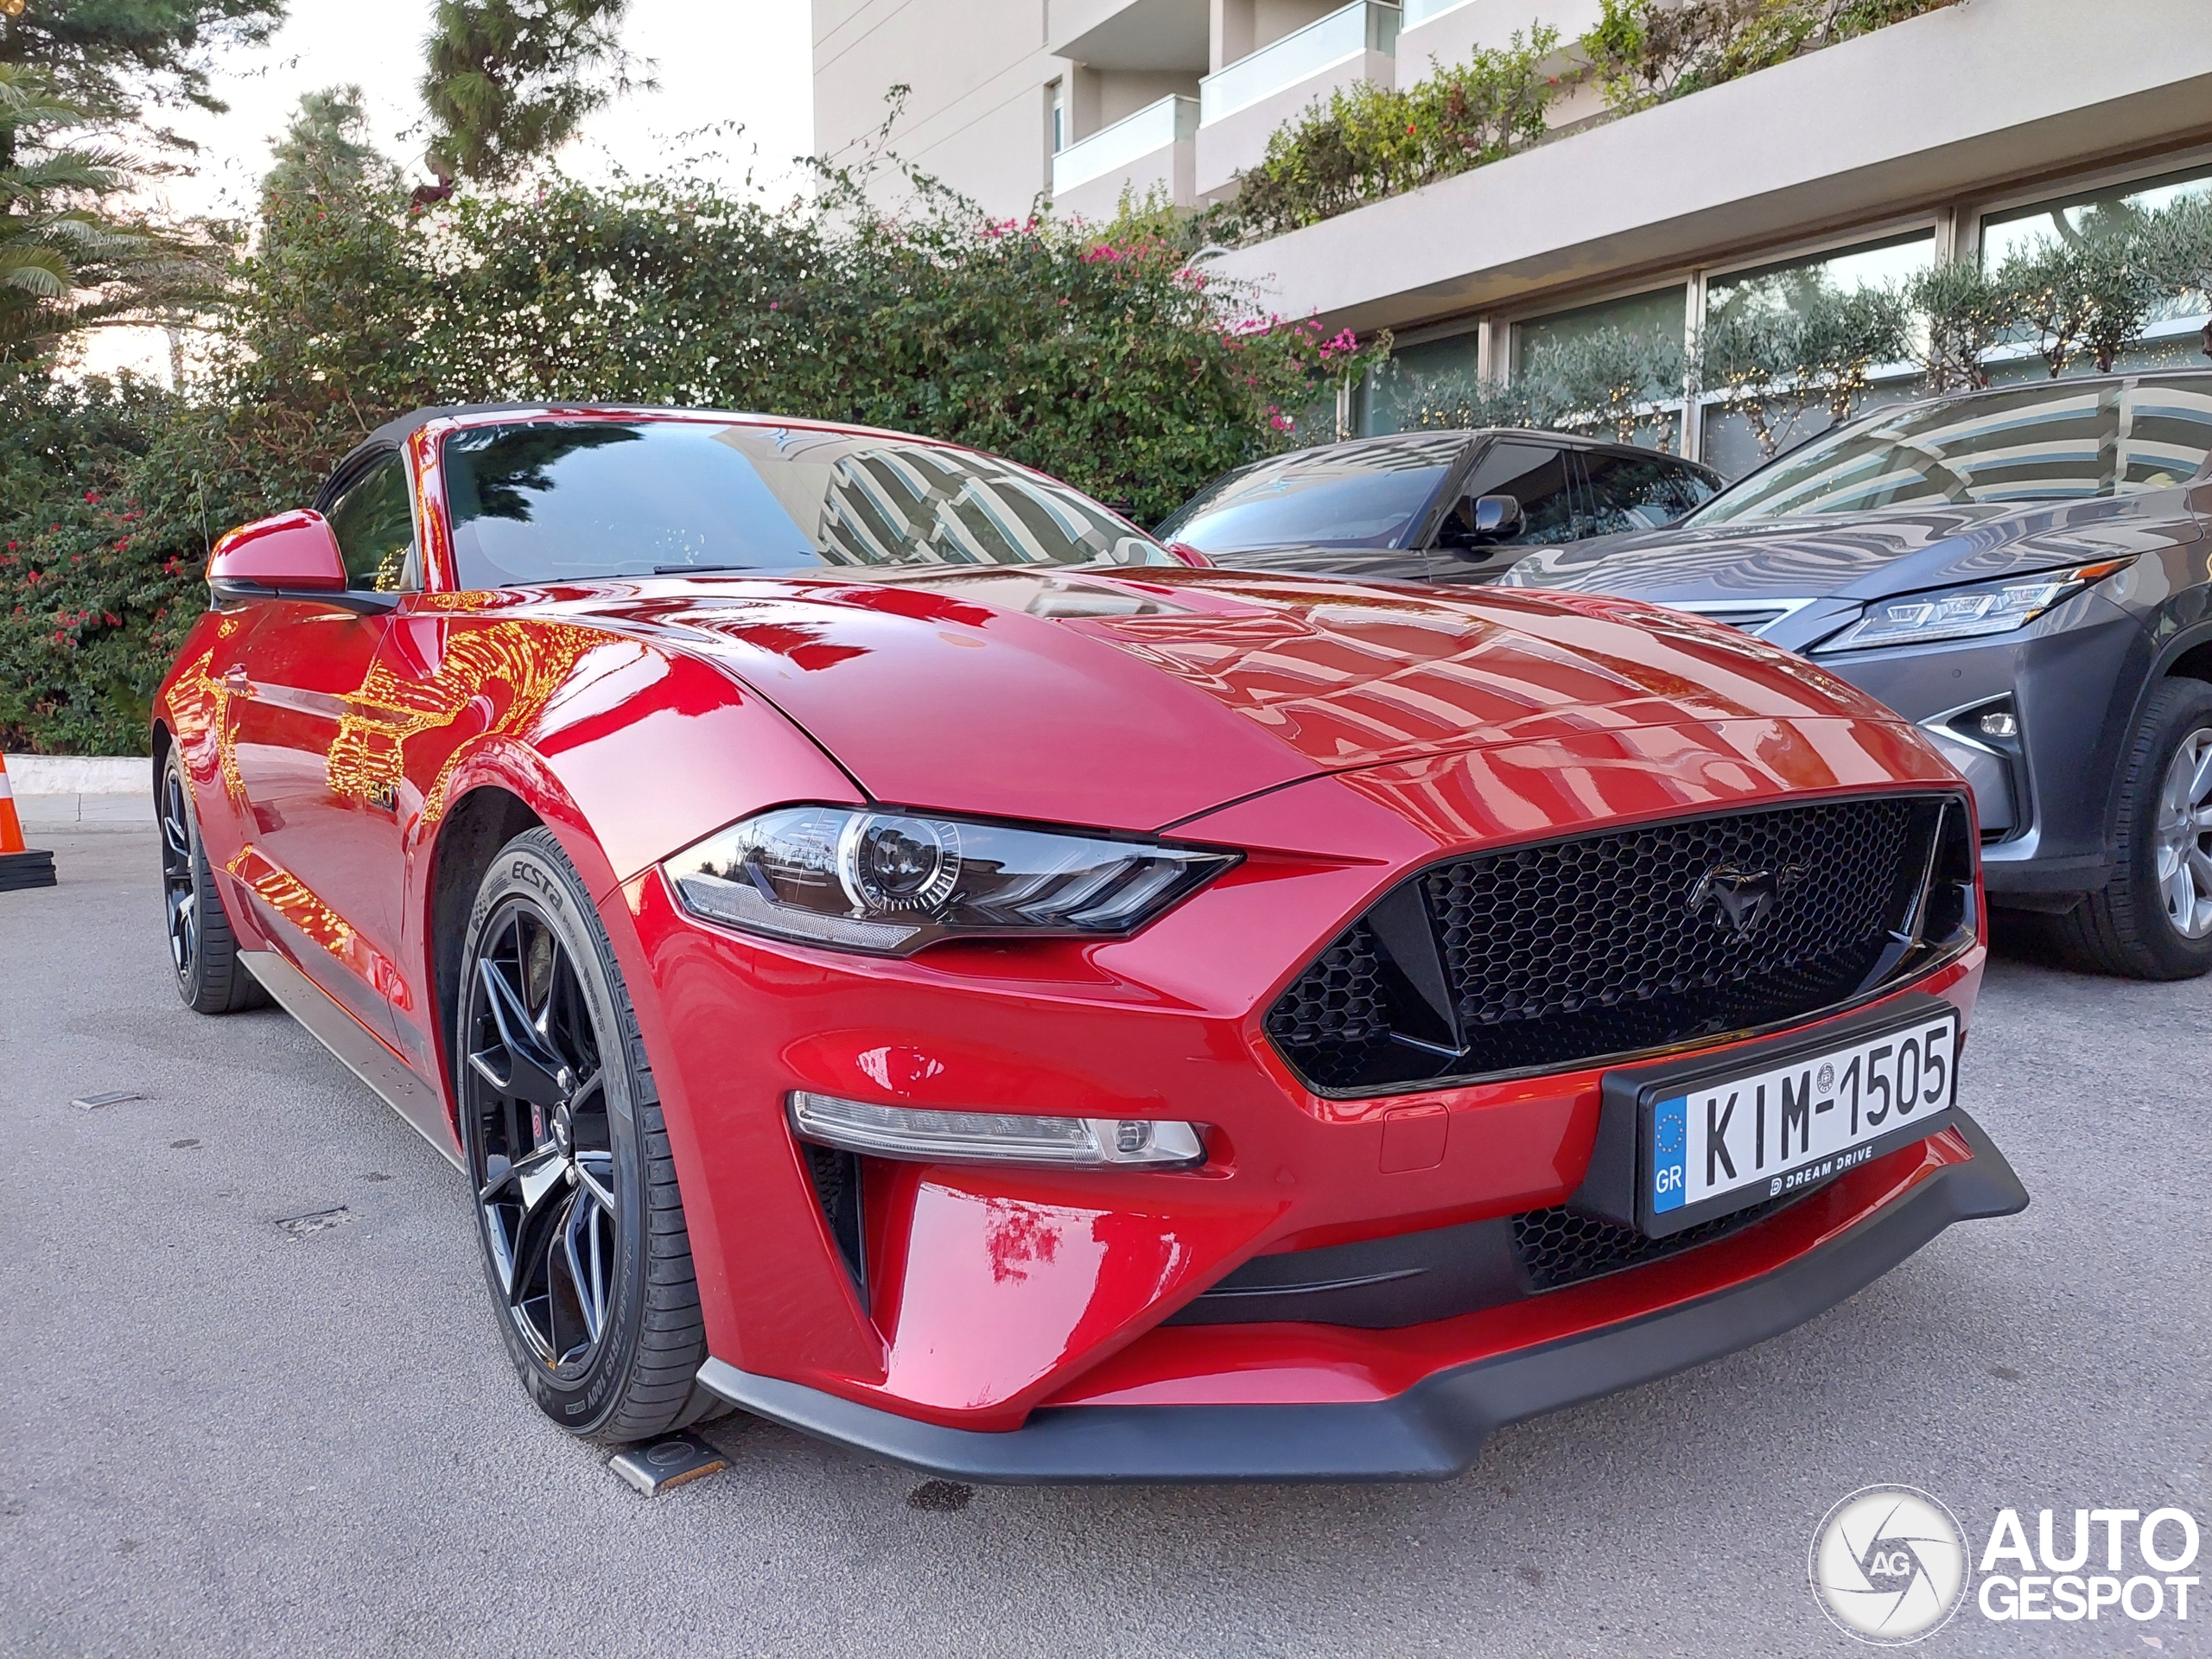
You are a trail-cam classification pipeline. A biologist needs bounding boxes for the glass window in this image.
[1358,329,1481,437]
[1689,376,2212,524]
[1981,164,2212,378]
[1580,450,1718,534]
[1982,165,2212,279]
[1707,232,1932,329]
[1515,286,1687,378]
[1155,434,1466,551]
[325,454,416,592]
[1440,440,1580,544]
[441,421,1174,588]
[1513,286,1689,453]
[1699,231,1934,480]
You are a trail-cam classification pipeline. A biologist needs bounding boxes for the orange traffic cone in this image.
[0,753,58,890]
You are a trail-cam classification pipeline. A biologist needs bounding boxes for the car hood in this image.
[1503,494,2199,603]
[522,567,1906,832]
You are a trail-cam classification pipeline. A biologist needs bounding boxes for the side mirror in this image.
[207,510,393,613]
[1471,493,1523,538]
[1438,492,1525,555]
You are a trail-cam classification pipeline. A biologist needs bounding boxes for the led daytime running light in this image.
[789,1091,1206,1168]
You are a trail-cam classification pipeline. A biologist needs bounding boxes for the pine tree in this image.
[0,0,283,137]
[419,0,640,188]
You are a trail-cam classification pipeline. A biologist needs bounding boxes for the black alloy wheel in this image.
[457,829,721,1442]
[159,747,264,1014]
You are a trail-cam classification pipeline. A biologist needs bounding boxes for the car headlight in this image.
[1811,557,2134,653]
[663,804,1239,955]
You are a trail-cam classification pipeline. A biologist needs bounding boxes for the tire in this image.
[158,747,268,1014]
[455,828,723,1443]
[2050,678,2212,980]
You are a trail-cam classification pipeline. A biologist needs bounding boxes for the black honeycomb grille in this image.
[1512,1198,1789,1293]
[1267,797,1961,1095]
[1263,922,1392,1054]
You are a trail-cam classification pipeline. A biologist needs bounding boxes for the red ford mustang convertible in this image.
[152,406,2025,1478]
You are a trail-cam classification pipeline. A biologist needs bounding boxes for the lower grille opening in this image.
[1169,1192,1796,1328]
[1512,1197,1789,1293]
[803,1142,867,1295]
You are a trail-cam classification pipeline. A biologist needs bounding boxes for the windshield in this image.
[1154,434,1465,551]
[1690,377,2212,524]
[440,419,1177,587]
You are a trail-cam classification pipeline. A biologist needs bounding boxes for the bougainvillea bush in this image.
[0,112,1382,753]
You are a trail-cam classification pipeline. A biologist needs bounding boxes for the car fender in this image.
[381,617,860,1083]
[390,633,867,1357]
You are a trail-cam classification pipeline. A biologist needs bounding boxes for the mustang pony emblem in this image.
[1689,863,1806,934]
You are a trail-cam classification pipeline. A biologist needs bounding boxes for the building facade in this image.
[814,0,2212,474]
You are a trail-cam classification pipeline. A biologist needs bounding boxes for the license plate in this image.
[1638,1007,1960,1237]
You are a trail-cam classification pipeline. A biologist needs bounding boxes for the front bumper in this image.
[1784,595,2147,897]
[696,1109,2025,1482]
[614,717,1991,1450]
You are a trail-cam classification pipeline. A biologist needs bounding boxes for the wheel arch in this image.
[2086,612,2212,855]
[2164,631,2212,686]
[426,781,545,1087]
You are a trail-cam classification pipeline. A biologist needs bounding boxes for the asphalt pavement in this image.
[3,823,2207,1657]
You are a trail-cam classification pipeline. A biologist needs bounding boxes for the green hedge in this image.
[0,124,1380,754]
[1236,0,1963,238]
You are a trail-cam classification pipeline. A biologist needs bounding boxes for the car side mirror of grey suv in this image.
[1438,492,1524,556]
[1473,493,1523,538]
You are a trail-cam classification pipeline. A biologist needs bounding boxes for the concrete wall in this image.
[1206,0,2212,334]
[3,755,151,829]
[813,0,1058,217]
[1210,0,1343,71]
[1084,67,1205,128]
[1052,0,1208,70]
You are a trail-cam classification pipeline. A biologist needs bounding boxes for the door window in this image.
[326,454,417,591]
[1441,441,1580,545]
[1580,451,1718,535]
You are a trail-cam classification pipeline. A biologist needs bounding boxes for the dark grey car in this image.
[1154,429,1722,582]
[1504,372,2212,980]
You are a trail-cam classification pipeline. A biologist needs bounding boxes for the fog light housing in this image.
[1921,696,2023,841]
[789,1091,1206,1169]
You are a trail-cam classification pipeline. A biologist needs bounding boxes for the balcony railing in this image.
[1401,0,1471,23]
[1052,95,1201,196]
[1198,0,1401,125]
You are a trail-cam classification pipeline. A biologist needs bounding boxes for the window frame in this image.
[317,445,422,595]
[1421,434,1585,550]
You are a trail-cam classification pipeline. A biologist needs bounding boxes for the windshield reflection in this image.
[1690,377,2212,524]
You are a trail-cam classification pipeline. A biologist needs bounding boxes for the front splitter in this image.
[696,1109,2027,1484]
